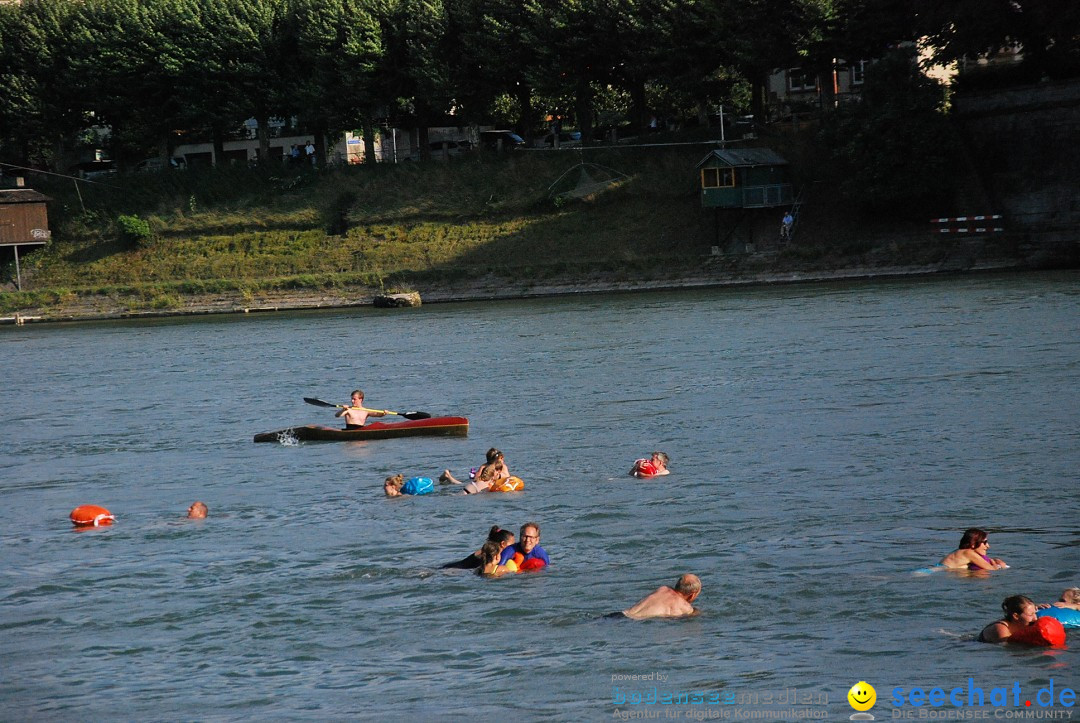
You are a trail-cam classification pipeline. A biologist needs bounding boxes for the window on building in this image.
[701,167,735,188]
[788,68,816,92]
[851,60,868,85]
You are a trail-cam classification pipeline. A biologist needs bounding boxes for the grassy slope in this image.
[2,145,717,312]
[0,133,1024,315]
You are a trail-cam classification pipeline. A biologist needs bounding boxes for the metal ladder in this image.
[780,189,805,243]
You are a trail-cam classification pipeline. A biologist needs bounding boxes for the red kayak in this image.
[254,416,469,443]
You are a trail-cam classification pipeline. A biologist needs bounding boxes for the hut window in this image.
[788,68,816,92]
[850,60,867,85]
[701,167,734,188]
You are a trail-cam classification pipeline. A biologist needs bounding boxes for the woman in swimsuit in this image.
[442,526,514,569]
[978,595,1038,643]
[939,528,1008,570]
[440,448,511,494]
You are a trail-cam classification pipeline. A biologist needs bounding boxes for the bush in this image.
[116,215,152,247]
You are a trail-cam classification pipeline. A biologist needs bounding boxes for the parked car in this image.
[135,157,187,172]
[409,140,472,161]
[540,130,582,148]
[479,130,525,150]
[69,160,118,181]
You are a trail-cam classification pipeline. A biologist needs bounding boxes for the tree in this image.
[66,0,195,166]
[338,0,387,164]
[720,0,813,122]
[446,0,543,136]
[0,0,88,168]
[815,47,958,213]
[646,0,741,127]
[373,0,454,159]
[915,0,1080,80]
[525,0,629,142]
[177,0,292,167]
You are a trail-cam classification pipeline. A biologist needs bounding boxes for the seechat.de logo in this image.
[849,681,877,720]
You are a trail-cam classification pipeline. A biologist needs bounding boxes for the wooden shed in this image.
[0,185,53,290]
[697,148,793,209]
[0,187,52,246]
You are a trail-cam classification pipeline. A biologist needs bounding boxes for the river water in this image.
[2,271,1078,720]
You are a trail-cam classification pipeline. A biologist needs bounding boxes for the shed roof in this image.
[696,148,789,169]
[0,188,52,204]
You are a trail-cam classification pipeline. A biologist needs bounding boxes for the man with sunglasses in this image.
[498,521,550,572]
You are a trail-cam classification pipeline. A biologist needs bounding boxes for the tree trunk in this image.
[750,71,766,128]
[515,84,535,143]
[363,118,377,164]
[212,122,226,167]
[629,77,648,135]
[818,62,837,110]
[575,79,594,144]
[417,123,430,161]
[256,112,271,165]
[313,125,327,168]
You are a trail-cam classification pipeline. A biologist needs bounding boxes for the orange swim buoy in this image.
[70,504,115,527]
[489,476,524,493]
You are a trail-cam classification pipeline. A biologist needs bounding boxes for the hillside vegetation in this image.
[3,144,736,313]
[5,116,1054,319]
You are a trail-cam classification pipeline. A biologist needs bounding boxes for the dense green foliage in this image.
[116,214,153,247]
[814,47,958,213]
[3,0,1071,171]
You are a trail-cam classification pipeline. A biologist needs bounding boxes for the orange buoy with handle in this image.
[1011,616,1066,647]
[70,504,114,527]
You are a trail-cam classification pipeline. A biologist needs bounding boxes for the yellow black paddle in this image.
[303,397,432,420]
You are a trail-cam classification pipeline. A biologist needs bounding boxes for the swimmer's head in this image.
[478,540,503,568]
[519,522,540,553]
[384,474,404,497]
[651,451,669,467]
[487,527,515,548]
[674,574,701,600]
[1060,587,1080,606]
[486,448,504,463]
[1001,595,1037,623]
[958,528,988,550]
[187,501,208,519]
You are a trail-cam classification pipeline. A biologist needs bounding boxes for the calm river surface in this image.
[2,271,1078,720]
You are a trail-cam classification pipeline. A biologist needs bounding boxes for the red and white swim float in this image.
[70,504,115,527]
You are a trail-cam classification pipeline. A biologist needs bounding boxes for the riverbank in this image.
[0,254,1036,325]
[4,111,1076,326]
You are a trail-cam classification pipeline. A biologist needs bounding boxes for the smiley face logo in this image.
[848,681,876,712]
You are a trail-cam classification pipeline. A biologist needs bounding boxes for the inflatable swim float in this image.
[1037,607,1080,629]
[488,476,524,493]
[1010,617,1066,646]
[401,477,434,495]
[70,504,114,527]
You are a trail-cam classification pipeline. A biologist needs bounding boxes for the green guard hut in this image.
[697,148,793,209]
